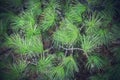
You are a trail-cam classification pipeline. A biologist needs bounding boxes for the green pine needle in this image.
[6,34,43,56]
[65,3,86,24]
[81,35,99,53]
[86,54,107,70]
[53,19,79,45]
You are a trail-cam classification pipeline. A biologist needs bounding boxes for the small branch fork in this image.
[59,45,90,58]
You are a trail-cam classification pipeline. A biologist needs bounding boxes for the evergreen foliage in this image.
[53,19,79,45]
[0,0,120,80]
[86,54,107,70]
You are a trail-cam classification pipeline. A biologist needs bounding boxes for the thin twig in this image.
[59,45,83,51]
[43,47,53,53]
